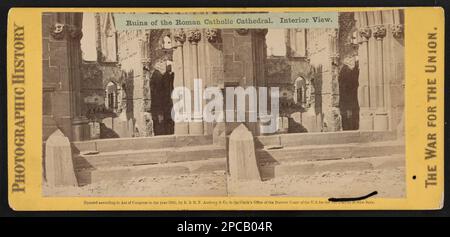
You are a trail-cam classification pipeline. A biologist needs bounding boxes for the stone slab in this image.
[45,129,78,187]
[259,155,404,179]
[72,134,214,153]
[277,130,397,147]
[257,141,405,164]
[76,158,227,185]
[74,145,226,170]
[228,124,261,182]
[77,165,190,186]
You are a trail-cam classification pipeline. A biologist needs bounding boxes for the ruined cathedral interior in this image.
[43,11,404,141]
[42,11,405,192]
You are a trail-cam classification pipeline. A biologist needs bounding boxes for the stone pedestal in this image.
[228,124,261,182]
[45,129,78,187]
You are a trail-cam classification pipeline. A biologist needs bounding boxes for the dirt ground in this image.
[43,167,405,198]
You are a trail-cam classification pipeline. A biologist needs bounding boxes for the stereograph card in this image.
[6,7,444,210]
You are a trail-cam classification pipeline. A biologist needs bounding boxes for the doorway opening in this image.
[338,56,360,131]
[150,59,175,136]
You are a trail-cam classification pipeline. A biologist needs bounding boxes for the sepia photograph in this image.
[41,10,405,198]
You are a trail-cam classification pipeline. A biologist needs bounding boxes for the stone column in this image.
[68,13,91,141]
[46,13,90,141]
[305,28,340,132]
[355,12,373,130]
[367,12,379,130]
[253,29,269,135]
[172,29,189,135]
[186,29,204,135]
[325,28,341,132]
[356,10,398,131]
[199,28,225,136]
[372,12,389,131]
[140,31,153,137]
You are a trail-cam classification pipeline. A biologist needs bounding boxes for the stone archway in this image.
[105,81,117,111]
[293,76,307,106]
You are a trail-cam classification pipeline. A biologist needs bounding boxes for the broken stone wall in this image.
[306,28,341,132]
[116,28,152,137]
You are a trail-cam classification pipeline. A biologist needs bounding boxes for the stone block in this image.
[175,135,213,147]
[45,129,78,187]
[74,149,169,170]
[228,124,261,182]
